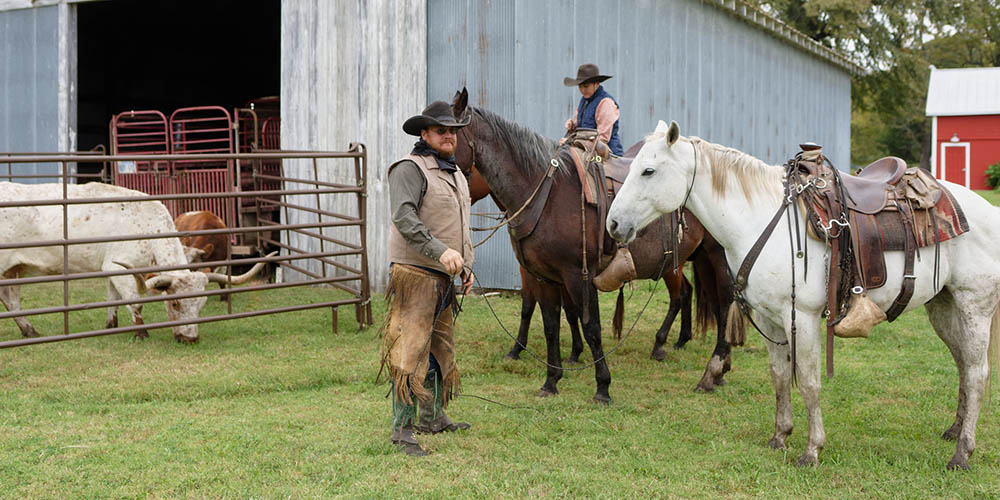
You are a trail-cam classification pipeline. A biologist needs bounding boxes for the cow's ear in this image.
[184,246,206,263]
[202,243,214,257]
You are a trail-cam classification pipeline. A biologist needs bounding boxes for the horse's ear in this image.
[666,121,680,147]
[654,120,669,134]
[453,87,469,118]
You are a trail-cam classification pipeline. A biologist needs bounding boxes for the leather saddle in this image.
[794,147,969,322]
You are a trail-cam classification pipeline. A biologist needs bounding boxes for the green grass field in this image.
[1,190,999,498]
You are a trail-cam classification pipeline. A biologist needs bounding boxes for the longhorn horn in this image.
[203,251,277,285]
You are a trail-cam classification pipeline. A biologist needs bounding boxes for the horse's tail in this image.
[692,258,717,336]
[612,287,625,340]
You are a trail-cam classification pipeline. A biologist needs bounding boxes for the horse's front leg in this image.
[760,315,794,450]
[571,280,611,404]
[791,315,826,467]
[535,281,564,397]
[561,289,585,364]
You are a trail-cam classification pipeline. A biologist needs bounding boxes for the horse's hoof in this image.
[651,348,667,362]
[947,458,971,471]
[132,331,149,341]
[174,335,199,344]
[564,356,581,365]
[593,394,611,405]
[694,380,715,393]
[795,454,818,467]
[672,341,688,350]
[941,426,960,441]
[504,351,521,361]
[767,437,786,450]
[22,327,39,338]
[713,377,727,387]
[537,388,557,398]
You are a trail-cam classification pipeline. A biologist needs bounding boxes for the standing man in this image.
[381,100,475,457]
[564,63,624,156]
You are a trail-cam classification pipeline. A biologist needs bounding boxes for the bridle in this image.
[457,119,559,249]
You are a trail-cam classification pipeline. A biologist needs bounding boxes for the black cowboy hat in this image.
[563,63,612,87]
[402,101,471,136]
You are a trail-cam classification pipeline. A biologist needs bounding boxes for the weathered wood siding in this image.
[428,0,853,289]
[281,0,426,290]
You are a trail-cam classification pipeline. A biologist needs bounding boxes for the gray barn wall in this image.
[0,4,72,181]
[281,0,426,289]
[427,0,852,289]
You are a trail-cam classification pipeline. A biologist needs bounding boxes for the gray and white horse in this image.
[606,120,1000,469]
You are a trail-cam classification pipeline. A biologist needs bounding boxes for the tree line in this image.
[743,0,999,168]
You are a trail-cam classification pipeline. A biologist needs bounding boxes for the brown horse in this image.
[468,145,697,364]
[451,89,734,400]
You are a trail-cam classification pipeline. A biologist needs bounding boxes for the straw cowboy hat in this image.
[402,101,471,136]
[563,63,613,86]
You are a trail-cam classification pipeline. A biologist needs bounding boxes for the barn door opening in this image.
[75,0,280,179]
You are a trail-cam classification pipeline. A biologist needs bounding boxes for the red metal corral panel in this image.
[936,115,1000,190]
[169,106,235,225]
[110,110,178,215]
[175,168,232,227]
[261,117,280,149]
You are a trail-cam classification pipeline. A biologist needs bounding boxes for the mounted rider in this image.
[562,64,637,292]
[564,63,624,157]
[381,100,475,456]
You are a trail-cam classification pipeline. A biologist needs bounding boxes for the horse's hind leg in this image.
[0,284,38,337]
[675,275,693,349]
[926,289,995,470]
[506,280,536,360]
[651,271,686,361]
[694,241,733,392]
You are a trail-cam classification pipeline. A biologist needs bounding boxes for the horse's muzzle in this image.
[607,218,635,244]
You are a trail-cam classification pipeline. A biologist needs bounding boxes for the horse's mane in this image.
[471,107,568,176]
[644,130,782,203]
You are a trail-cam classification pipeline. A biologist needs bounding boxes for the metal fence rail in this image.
[0,148,371,349]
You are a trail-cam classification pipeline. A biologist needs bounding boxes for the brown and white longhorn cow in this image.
[175,210,232,301]
[0,182,268,343]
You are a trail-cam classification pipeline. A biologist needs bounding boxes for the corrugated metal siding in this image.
[428,0,851,290]
[281,0,426,289]
[0,6,61,181]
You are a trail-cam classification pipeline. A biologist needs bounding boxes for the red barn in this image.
[926,66,1000,190]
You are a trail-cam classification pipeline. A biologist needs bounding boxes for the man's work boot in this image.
[593,247,637,292]
[390,425,428,456]
[416,371,470,434]
[390,388,428,456]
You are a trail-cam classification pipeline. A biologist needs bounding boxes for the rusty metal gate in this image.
[0,148,372,349]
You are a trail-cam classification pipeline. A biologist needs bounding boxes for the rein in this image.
[729,159,798,351]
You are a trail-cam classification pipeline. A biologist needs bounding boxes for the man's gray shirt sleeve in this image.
[388,160,449,261]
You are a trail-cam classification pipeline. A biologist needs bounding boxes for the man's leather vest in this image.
[388,153,474,275]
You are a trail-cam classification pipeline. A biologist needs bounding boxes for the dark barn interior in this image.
[76,0,280,160]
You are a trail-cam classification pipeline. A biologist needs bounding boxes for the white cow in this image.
[0,182,269,343]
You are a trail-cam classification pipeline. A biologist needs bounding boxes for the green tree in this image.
[743,0,999,166]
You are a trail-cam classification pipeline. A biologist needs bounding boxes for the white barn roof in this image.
[926,66,1000,117]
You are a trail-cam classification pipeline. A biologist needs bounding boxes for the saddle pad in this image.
[874,184,970,250]
[569,147,600,205]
